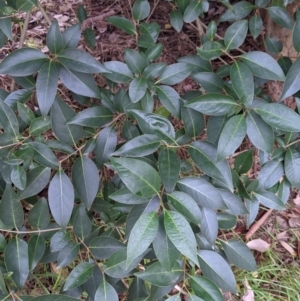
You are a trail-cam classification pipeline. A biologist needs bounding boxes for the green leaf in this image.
[112,134,160,157]
[129,109,175,143]
[95,126,117,168]
[156,85,181,118]
[94,279,119,301]
[224,20,248,50]
[0,15,12,40]
[17,102,35,124]
[158,148,180,193]
[135,261,182,286]
[132,0,150,21]
[28,197,50,229]
[191,72,224,93]
[111,157,161,198]
[177,177,226,210]
[254,103,300,132]
[240,51,285,81]
[90,236,126,260]
[51,96,83,145]
[153,215,181,270]
[190,275,224,301]
[31,295,79,301]
[257,160,284,190]
[129,78,147,103]
[124,49,147,75]
[63,262,94,291]
[221,239,256,271]
[170,10,183,32]
[219,1,254,22]
[177,54,212,73]
[230,61,254,106]
[50,231,70,252]
[197,250,237,293]
[30,141,59,169]
[234,148,253,174]
[267,6,293,29]
[217,114,247,161]
[266,36,283,55]
[62,23,81,50]
[0,99,19,139]
[255,0,269,7]
[68,106,113,128]
[278,179,290,205]
[183,0,203,23]
[156,63,193,85]
[28,235,46,270]
[246,111,274,153]
[181,103,204,138]
[249,15,263,39]
[127,212,158,267]
[110,187,150,205]
[29,116,52,136]
[83,28,96,49]
[103,61,133,83]
[127,278,148,301]
[73,204,92,239]
[293,17,300,52]
[285,147,300,189]
[145,43,163,61]
[207,115,229,145]
[197,41,223,61]
[106,16,136,34]
[19,166,51,200]
[57,242,80,268]
[218,189,248,215]
[4,238,29,290]
[59,66,100,98]
[164,210,199,266]
[72,156,100,209]
[199,207,218,245]
[0,184,23,228]
[0,48,47,76]
[49,169,74,229]
[253,191,285,210]
[143,63,167,80]
[279,58,300,101]
[46,19,63,54]
[189,141,233,191]
[11,165,26,190]
[58,49,108,74]
[217,212,237,229]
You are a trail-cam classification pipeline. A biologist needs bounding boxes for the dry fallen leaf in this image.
[279,241,296,257]
[289,217,300,228]
[276,231,289,241]
[293,193,300,206]
[247,239,271,252]
[242,278,255,301]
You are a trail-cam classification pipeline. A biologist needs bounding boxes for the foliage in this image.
[0,0,300,300]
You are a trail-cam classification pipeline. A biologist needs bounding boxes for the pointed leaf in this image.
[0,99,19,139]
[199,207,218,245]
[46,19,64,54]
[57,242,80,268]
[106,16,136,35]
[28,197,50,229]
[156,63,193,85]
[132,0,151,21]
[183,0,203,22]
[170,10,183,32]
[267,6,293,29]
[234,148,253,174]
[224,20,248,50]
[191,72,224,93]
[103,61,133,83]
[253,191,285,210]
[73,204,92,239]
[30,141,59,169]
[28,235,46,271]
[94,279,119,301]
[62,23,81,50]
[218,189,248,215]
[11,165,26,190]
[90,237,126,260]
[29,116,52,136]
[285,147,300,189]
[109,187,150,204]
[129,78,147,103]
[156,85,181,118]
[124,49,147,74]
[249,15,263,38]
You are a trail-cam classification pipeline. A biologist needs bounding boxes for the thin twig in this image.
[146,0,160,22]
[81,10,115,30]
[0,226,73,234]
[37,1,51,25]
[285,138,300,149]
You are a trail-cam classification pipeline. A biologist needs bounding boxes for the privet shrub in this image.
[0,0,300,300]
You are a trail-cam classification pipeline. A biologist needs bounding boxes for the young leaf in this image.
[156,63,193,85]
[127,212,158,267]
[111,157,161,198]
[49,169,74,229]
[94,279,119,301]
[145,43,163,61]
[28,235,46,271]
[198,250,237,293]
[106,16,136,35]
[158,148,180,193]
[72,156,100,210]
[217,114,247,161]
[164,210,199,266]
[224,20,248,50]
[4,238,29,290]
[46,19,64,54]
[285,147,300,189]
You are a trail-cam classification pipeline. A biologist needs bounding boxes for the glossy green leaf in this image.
[266,36,283,54]
[253,191,285,210]
[158,148,180,193]
[164,210,198,265]
[190,275,223,301]
[17,102,35,124]
[177,177,226,210]
[178,54,212,73]
[246,111,274,153]
[30,141,59,169]
[49,170,74,229]
[106,16,136,35]
[254,103,300,132]
[4,238,29,290]
[135,261,182,286]
[224,20,248,50]
[156,85,181,118]
[63,262,94,291]
[0,48,47,76]
[189,141,233,191]
[249,15,263,39]
[143,63,166,80]
[129,78,147,103]
[170,10,183,32]
[31,295,79,301]
[156,63,193,85]
[191,72,224,93]
[83,28,96,48]
[28,197,50,229]
[73,204,92,239]
[207,115,229,145]
[0,14,12,40]
[217,114,247,161]
[90,236,126,260]
[198,250,236,293]
[218,189,248,215]
[197,41,223,61]
[0,184,23,228]
[113,134,160,157]
[234,148,253,174]
[217,212,237,229]
[280,58,300,101]
[29,116,52,136]
[62,23,81,50]
[109,186,150,205]
[181,104,204,138]
[28,235,46,270]
[68,106,113,128]
[183,0,203,23]
[94,279,119,301]
[51,96,82,145]
[50,231,70,252]
[19,166,51,200]
[267,6,293,29]
[221,239,256,271]
[0,99,19,139]
[72,156,99,209]
[293,17,300,52]
[133,0,150,21]
[57,242,80,268]
[46,19,63,54]
[103,61,133,83]
[257,160,284,190]
[219,1,254,22]
[240,51,285,81]
[111,157,160,198]
[145,43,163,61]
[127,212,158,267]
[285,147,300,189]
[127,278,148,301]
[11,165,26,190]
